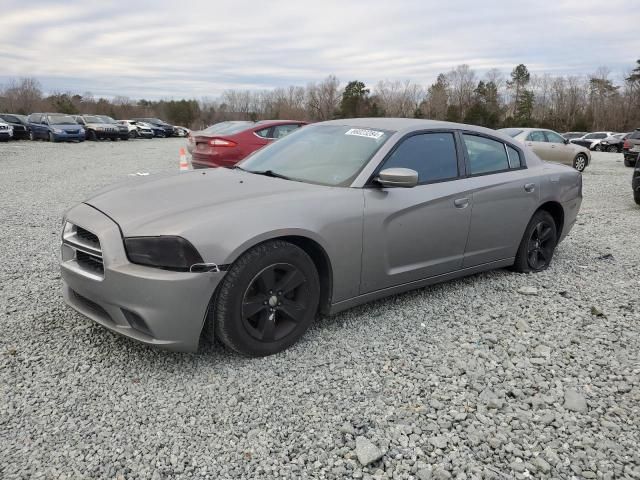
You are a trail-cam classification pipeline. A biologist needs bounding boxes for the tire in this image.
[635,190,640,206]
[48,132,55,142]
[624,158,636,167]
[607,145,618,153]
[29,131,35,141]
[513,210,558,273]
[88,130,97,141]
[210,240,320,357]
[593,144,602,152]
[129,130,138,139]
[573,154,588,172]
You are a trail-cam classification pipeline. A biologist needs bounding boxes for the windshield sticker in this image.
[345,128,384,140]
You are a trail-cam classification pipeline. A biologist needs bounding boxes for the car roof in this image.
[321,117,505,137]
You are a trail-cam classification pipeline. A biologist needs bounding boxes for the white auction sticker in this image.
[345,128,384,140]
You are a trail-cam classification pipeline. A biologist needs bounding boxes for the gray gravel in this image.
[1,140,639,479]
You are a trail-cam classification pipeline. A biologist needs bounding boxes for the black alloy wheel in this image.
[607,145,618,153]
[526,221,555,271]
[210,240,320,356]
[241,263,308,342]
[513,210,558,273]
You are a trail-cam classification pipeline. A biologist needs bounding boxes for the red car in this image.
[190,120,307,168]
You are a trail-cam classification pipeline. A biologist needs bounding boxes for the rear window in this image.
[202,121,254,135]
[499,128,523,138]
[1,115,21,123]
[630,131,640,140]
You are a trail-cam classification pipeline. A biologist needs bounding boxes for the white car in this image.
[117,120,154,139]
[570,131,617,151]
[0,120,13,141]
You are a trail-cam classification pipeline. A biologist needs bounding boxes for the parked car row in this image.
[562,130,634,153]
[0,112,188,143]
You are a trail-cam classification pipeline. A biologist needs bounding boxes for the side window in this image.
[272,124,301,139]
[382,132,458,183]
[506,145,522,168]
[463,134,510,175]
[527,131,546,142]
[544,131,565,144]
[255,127,272,138]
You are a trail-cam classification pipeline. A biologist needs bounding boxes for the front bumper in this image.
[60,203,225,352]
[53,131,85,141]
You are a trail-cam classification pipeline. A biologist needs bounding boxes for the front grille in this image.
[62,223,104,279]
[76,250,104,275]
[71,289,108,319]
[65,130,79,134]
[76,226,99,247]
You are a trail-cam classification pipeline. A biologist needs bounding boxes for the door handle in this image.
[524,183,536,193]
[454,197,470,208]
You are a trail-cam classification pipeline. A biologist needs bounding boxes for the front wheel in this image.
[573,154,587,172]
[48,132,55,142]
[129,130,138,139]
[29,131,35,141]
[624,158,636,167]
[593,144,602,152]
[513,210,558,273]
[210,240,320,357]
[635,190,640,205]
[607,145,618,153]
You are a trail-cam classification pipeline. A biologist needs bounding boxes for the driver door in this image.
[360,131,473,293]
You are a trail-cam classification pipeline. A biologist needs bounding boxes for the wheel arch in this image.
[536,201,564,239]
[222,232,334,315]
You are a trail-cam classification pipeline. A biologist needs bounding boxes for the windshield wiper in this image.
[235,167,291,181]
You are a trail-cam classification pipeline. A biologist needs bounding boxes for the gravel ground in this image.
[1,139,639,480]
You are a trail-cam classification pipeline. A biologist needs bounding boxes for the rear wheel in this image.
[573,154,587,172]
[210,240,320,357]
[513,210,558,273]
[624,157,637,167]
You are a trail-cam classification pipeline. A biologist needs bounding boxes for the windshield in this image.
[239,124,393,187]
[48,115,77,125]
[98,116,117,124]
[201,121,254,136]
[499,128,523,138]
[83,116,103,123]
[0,114,21,123]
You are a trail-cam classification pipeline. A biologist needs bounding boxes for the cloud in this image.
[1,0,638,99]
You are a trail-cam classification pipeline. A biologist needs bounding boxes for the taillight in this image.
[209,138,237,147]
[623,140,630,149]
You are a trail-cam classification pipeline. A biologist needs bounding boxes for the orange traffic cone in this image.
[179,147,190,171]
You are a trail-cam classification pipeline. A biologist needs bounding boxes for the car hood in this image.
[84,168,321,236]
[84,122,116,129]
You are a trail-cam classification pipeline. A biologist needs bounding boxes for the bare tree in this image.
[306,75,341,120]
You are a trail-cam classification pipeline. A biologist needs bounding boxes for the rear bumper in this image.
[192,152,230,168]
[60,203,225,352]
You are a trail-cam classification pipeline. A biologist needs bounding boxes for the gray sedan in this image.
[60,118,582,356]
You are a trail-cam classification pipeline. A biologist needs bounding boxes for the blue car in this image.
[27,113,86,142]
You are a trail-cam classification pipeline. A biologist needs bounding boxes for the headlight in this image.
[53,128,63,134]
[124,236,203,271]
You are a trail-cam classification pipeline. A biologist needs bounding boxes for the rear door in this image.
[544,130,573,165]
[524,130,551,160]
[460,133,540,267]
[361,131,473,293]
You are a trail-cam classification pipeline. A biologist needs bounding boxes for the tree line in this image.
[1,60,639,132]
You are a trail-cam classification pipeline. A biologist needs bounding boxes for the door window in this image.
[544,131,566,144]
[255,127,272,138]
[506,145,522,168]
[527,131,546,142]
[382,132,459,183]
[272,124,301,139]
[462,134,510,175]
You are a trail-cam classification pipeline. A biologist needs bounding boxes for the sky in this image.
[1,0,639,100]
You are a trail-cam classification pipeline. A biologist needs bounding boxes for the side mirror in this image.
[376,168,419,188]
